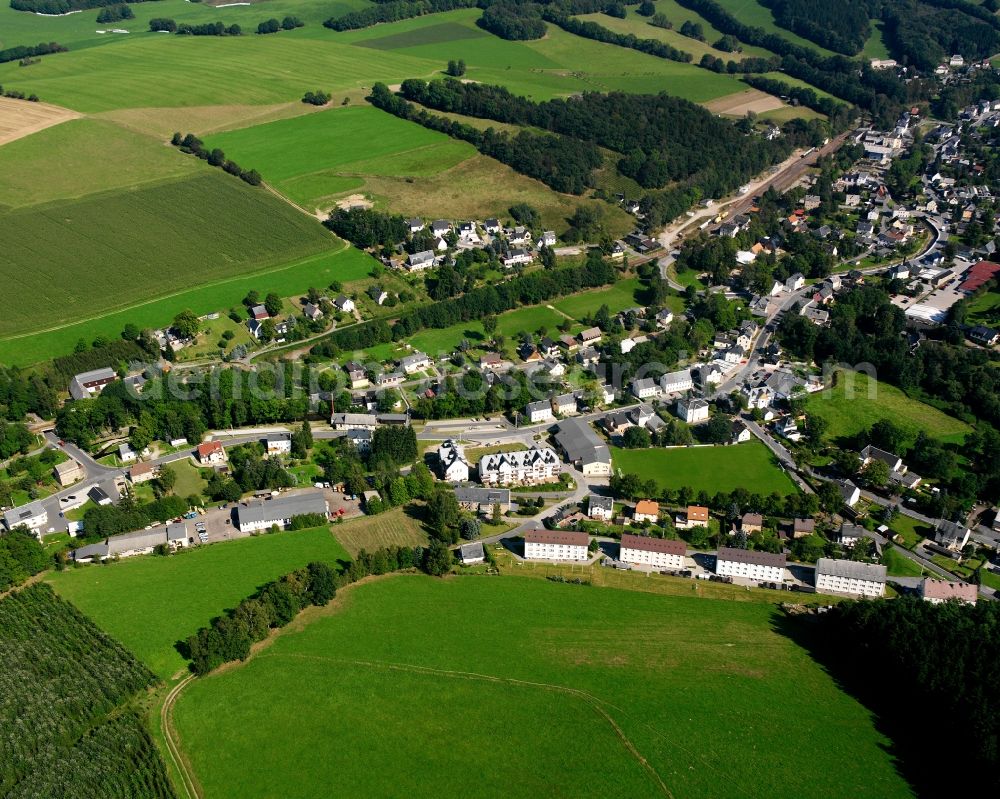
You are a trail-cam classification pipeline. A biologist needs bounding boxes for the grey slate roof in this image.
[237,492,328,527]
[553,418,610,466]
[816,557,887,582]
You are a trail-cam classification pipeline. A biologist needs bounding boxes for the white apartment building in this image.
[716,546,786,582]
[619,534,685,570]
[524,528,589,561]
[525,400,555,424]
[814,558,886,597]
[660,369,694,394]
[478,447,560,486]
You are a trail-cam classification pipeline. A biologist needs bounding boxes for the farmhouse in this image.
[331,412,379,431]
[454,486,511,516]
[552,418,612,477]
[920,578,977,605]
[197,441,226,466]
[524,528,589,561]
[478,447,560,486]
[69,367,117,400]
[619,534,685,570]
[815,558,887,597]
[437,440,471,482]
[53,459,85,487]
[236,491,329,533]
[633,500,660,524]
[3,500,48,535]
[588,495,614,521]
[716,547,786,582]
[676,396,709,424]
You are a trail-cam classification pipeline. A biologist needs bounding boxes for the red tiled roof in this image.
[959,260,1000,293]
[197,441,222,456]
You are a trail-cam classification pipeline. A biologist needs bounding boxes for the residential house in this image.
[69,367,118,400]
[839,480,862,508]
[676,396,710,424]
[633,500,660,524]
[716,547,786,582]
[776,416,800,441]
[400,352,431,374]
[553,418,612,477]
[483,218,501,234]
[88,485,116,507]
[551,393,578,417]
[577,347,601,368]
[525,400,554,424]
[346,429,372,453]
[920,578,977,605]
[655,309,674,328]
[71,524,190,562]
[631,377,661,400]
[197,441,226,466]
[458,542,485,565]
[368,286,389,306]
[431,219,451,237]
[578,327,602,346]
[620,534,685,570]
[406,250,437,271]
[934,519,971,551]
[53,459,85,487]
[524,528,589,561]
[333,295,355,314]
[3,500,48,535]
[741,513,763,534]
[478,447,560,486]
[236,491,329,533]
[129,461,158,485]
[815,558,887,597]
[503,248,533,267]
[264,433,292,457]
[302,302,324,321]
[406,218,425,234]
[435,440,470,483]
[838,523,868,548]
[676,505,709,529]
[507,226,532,245]
[661,369,694,394]
[250,304,270,321]
[860,445,904,473]
[588,495,614,521]
[793,518,815,538]
[968,325,999,346]
[454,486,511,516]
[540,230,557,247]
[731,420,751,444]
[785,273,805,291]
[331,412,378,431]
[375,371,404,389]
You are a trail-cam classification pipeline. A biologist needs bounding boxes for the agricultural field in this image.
[0,96,80,147]
[46,526,350,679]
[0,583,173,798]
[172,575,911,799]
[711,0,838,56]
[331,505,430,556]
[611,440,800,495]
[803,370,972,446]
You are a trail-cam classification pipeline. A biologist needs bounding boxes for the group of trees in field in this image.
[170,132,261,186]
[301,89,331,105]
[0,584,174,798]
[0,529,47,592]
[256,16,304,34]
[149,19,243,36]
[95,4,132,22]
[369,82,601,194]
[0,41,66,65]
[184,541,454,675]
[819,597,1000,792]
[324,0,476,31]
[326,207,410,247]
[478,1,547,40]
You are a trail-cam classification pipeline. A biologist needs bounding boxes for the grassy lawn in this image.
[965,289,1000,326]
[889,515,932,549]
[611,441,799,496]
[45,526,350,680]
[551,278,643,320]
[804,370,971,447]
[205,106,477,212]
[169,459,209,501]
[882,547,929,578]
[332,506,429,557]
[173,574,911,799]
[979,568,1000,591]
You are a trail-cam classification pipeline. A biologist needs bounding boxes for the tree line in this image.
[369,82,601,194]
[478,1,548,40]
[764,0,870,56]
[323,0,476,32]
[183,543,453,675]
[170,132,261,186]
[256,16,303,34]
[96,4,132,22]
[10,0,139,12]
[543,11,693,63]
[0,41,66,65]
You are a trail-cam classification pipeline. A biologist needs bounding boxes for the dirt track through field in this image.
[0,97,81,146]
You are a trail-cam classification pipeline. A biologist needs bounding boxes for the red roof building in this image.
[959,260,1000,293]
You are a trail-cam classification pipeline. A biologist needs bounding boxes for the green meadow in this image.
[803,370,972,446]
[612,440,800,495]
[45,526,350,680]
[172,575,912,799]
[205,106,476,211]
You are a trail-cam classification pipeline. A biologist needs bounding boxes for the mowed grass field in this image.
[612,440,800,495]
[172,575,912,799]
[332,506,429,556]
[45,526,350,680]
[803,370,972,446]
[205,106,475,211]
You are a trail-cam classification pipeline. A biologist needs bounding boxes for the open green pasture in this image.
[172,575,912,799]
[45,526,349,680]
[205,105,476,211]
[803,370,971,446]
[612,440,800,495]
[0,170,336,339]
[551,277,644,320]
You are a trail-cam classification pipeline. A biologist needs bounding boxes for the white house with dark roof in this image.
[676,396,709,424]
[934,519,971,551]
[437,440,471,482]
[400,352,431,374]
[3,500,48,536]
[588,495,614,521]
[620,534,685,570]
[236,491,328,533]
[525,400,554,424]
[406,250,437,271]
[716,547,786,582]
[454,486,510,515]
[860,445,904,472]
[458,541,485,564]
[815,558,886,597]
[69,367,118,400]
[660,369,693,394]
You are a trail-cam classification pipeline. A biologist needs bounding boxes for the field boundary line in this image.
[161,674,202,799]
[267,653,674,798]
